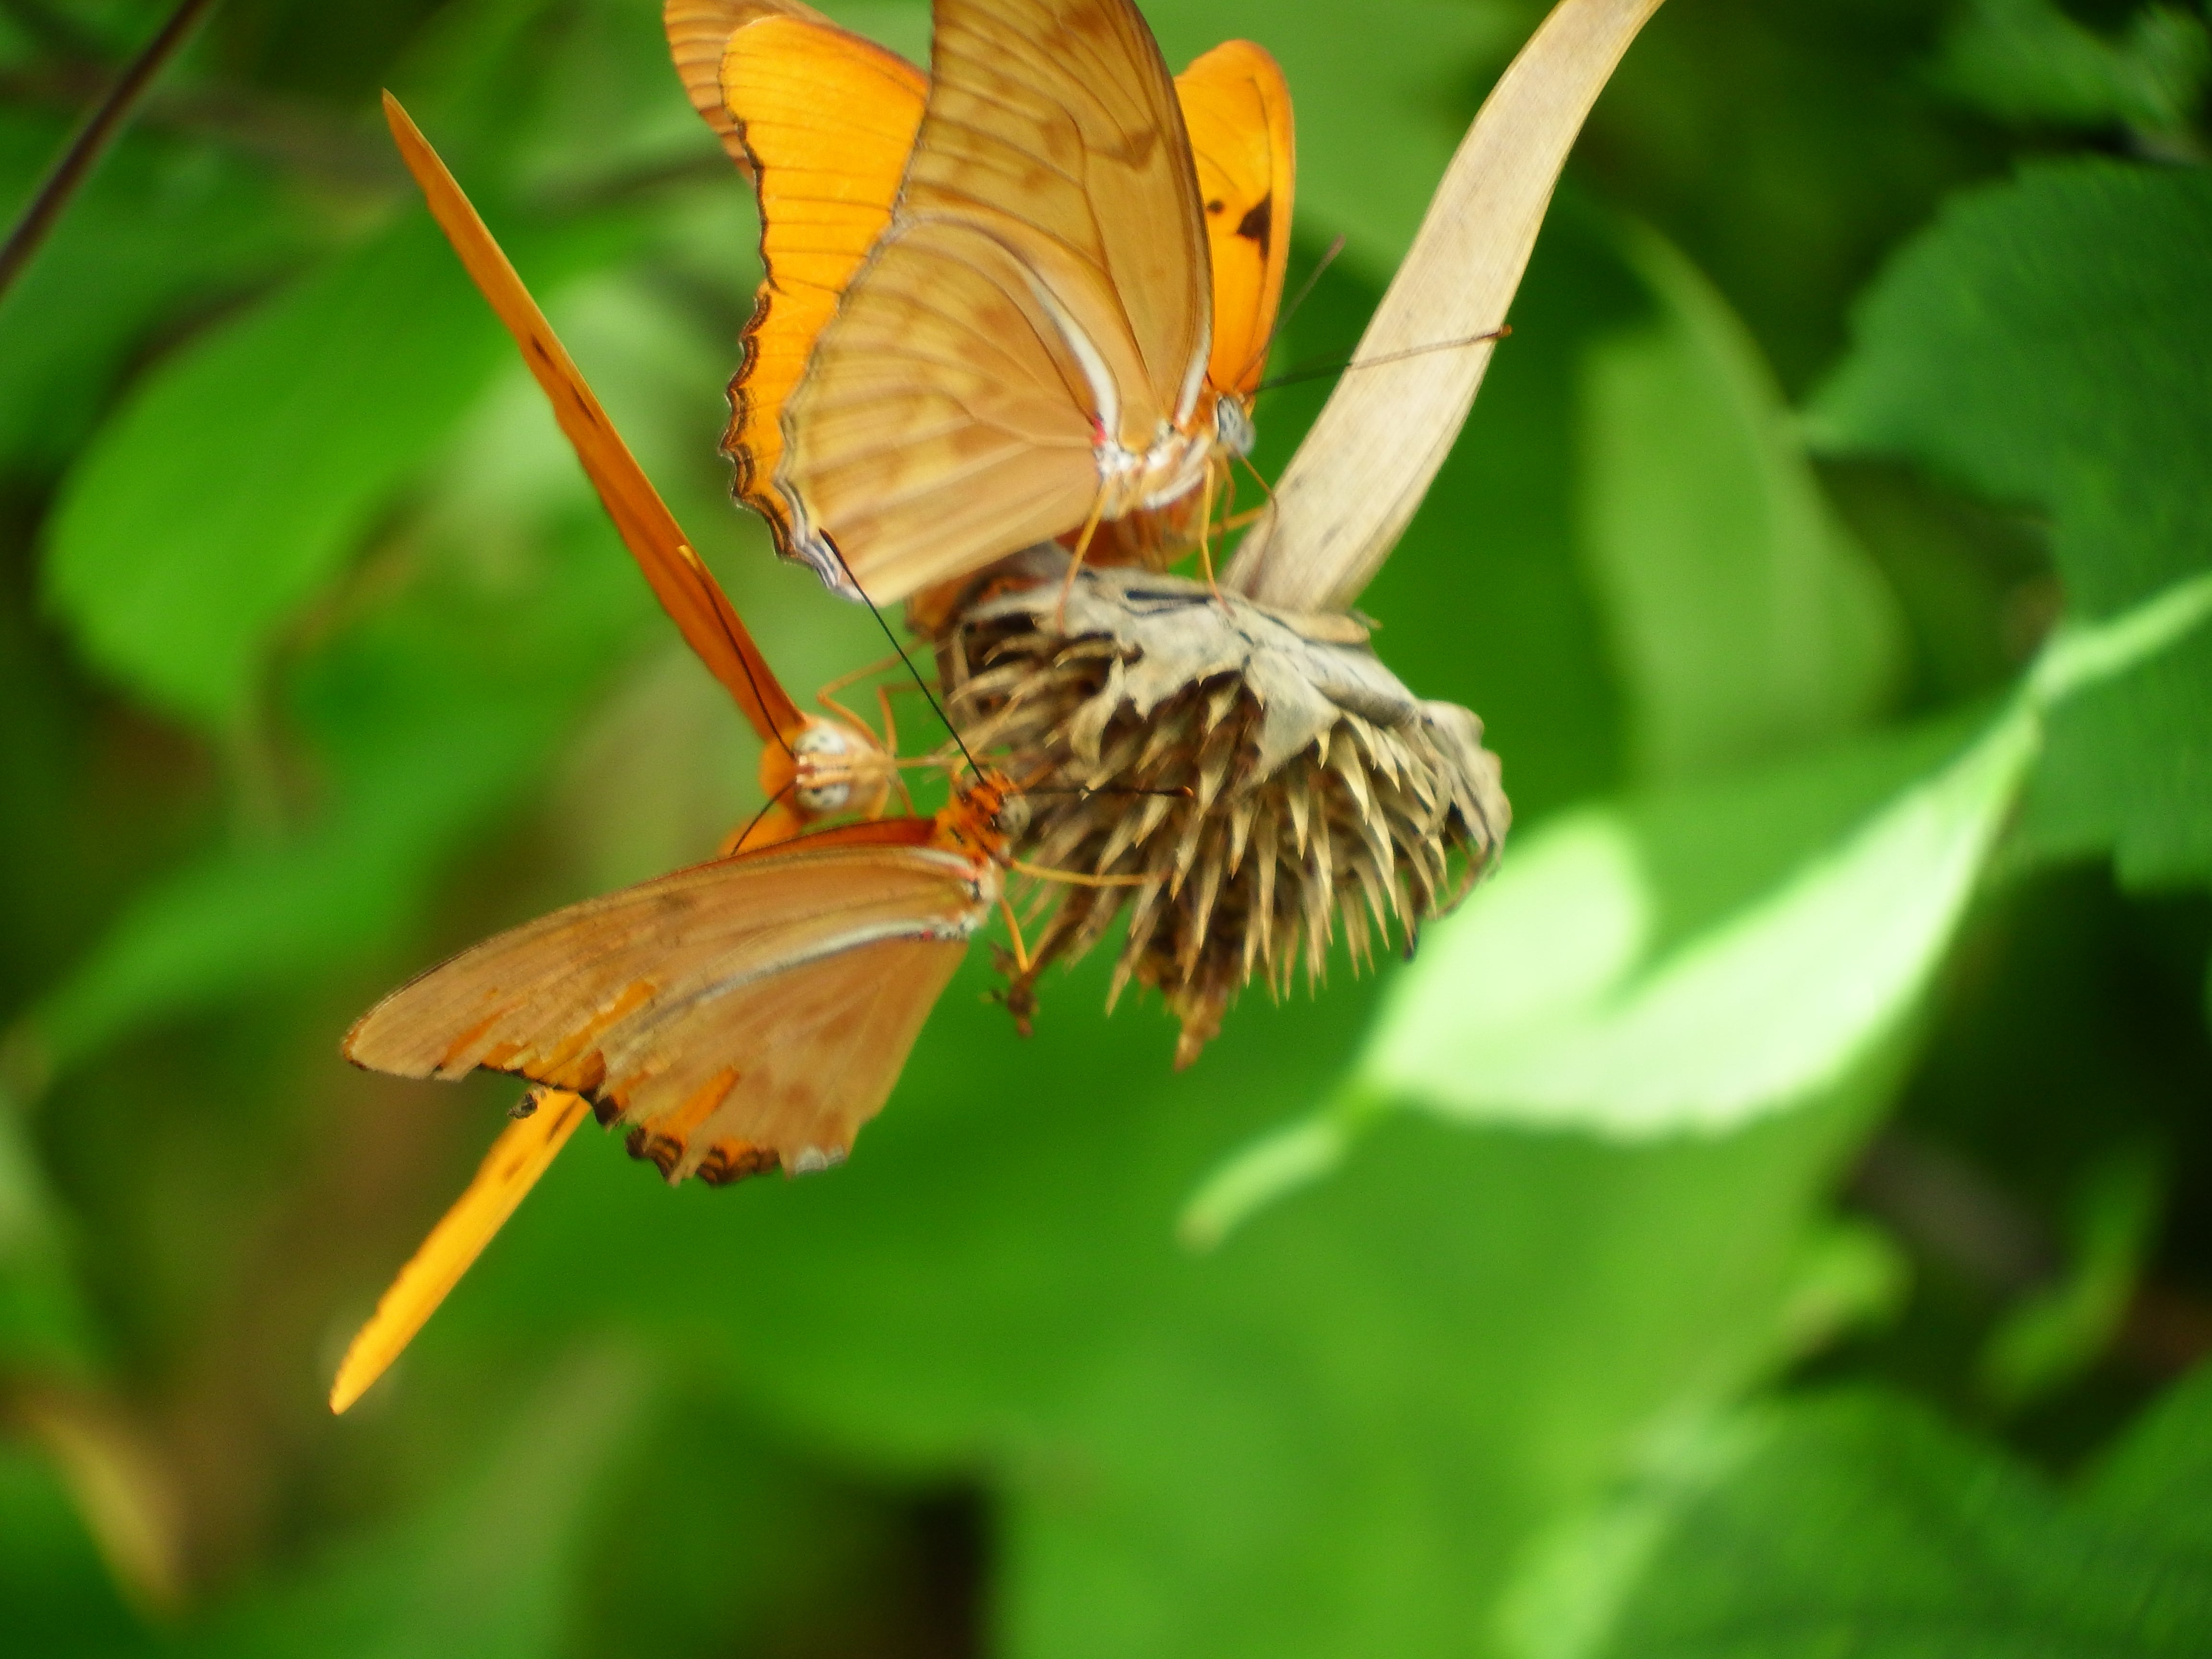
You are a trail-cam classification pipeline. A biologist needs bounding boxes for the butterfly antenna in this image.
[821,540,984,781]
[723,773,803,854]
[0,0,218,304]
[1233,234,1345,394]
[1256,325,1512,396]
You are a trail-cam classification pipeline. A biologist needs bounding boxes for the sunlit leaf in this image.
[1183,707,2020,1257]
[1192,562,2212,1239]
[1365,713,2028,1135]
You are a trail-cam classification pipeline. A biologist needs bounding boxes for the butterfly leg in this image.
[991,894,1041,1035]
[1053,490,1111,633]
[1194,459,1222,602]
[870,683,926,816]
[813,651,908,741]
[1238,451,1277,502]
[1008,858,1151,889]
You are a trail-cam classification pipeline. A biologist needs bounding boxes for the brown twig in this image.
[0,0,222,306]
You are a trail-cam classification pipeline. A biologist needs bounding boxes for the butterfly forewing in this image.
[344,828,994,1172]
[908,0,1213,420]
[327,1089,591,1414]
[694,3,1295,596]
[382,93,809,750]
[719,14,927,540]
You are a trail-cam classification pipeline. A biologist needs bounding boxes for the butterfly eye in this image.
[1214,396,1254,457]
[791,722,859,812]
[993,795,1033,839]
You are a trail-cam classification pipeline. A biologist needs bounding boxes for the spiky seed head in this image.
[934,551,1508,1068]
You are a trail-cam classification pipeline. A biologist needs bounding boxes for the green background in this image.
[1,0,2209,1654]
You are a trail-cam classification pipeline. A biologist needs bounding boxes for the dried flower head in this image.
[938,549,1507,1067]
[927,0,1660,1059]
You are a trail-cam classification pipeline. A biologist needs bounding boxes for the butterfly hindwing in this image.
[344,827,991,1173]
[774,216,1105,599]
[1177,39,1295,399]
[664,0,837,169]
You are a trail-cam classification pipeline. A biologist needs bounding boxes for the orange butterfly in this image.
[666,0,1296,602]
[333,99,1022,1413]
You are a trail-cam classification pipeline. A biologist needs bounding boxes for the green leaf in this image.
[1980,1142,2164,1409]
[2085,1363,2212,1561]
[32,499,651,1072]
[42,214,515,732]
[183,1346,646,1659]
[2023,626,2212,887]
[1578,220,1900,782]
[1812,160,2212,885]
[1814,161,2212,615]
[0,1091,101,1377]
[0,1443,150,1659]
[1573,1381,2212,1659]
[0,115,302,475]
[1935,0,2211,135]
[442,976,1871,1659]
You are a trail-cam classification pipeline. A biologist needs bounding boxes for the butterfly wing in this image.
[663,0,838,172]
[1177,40,1295,400]
[712,16,928,550]
[332,820,989,1414]
[381,93,808,750]
[904,0,1213,420]
[345,821,990,1177]
[774,216,1106,601]
[328,1088,590,1413]
[773,0,1216,601]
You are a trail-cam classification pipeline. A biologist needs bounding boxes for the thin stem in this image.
[0,0,220,307]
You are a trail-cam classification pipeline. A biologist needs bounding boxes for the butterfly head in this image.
[1211,392,1255,459]
[760,714,893,828]
[938,768,1027,859]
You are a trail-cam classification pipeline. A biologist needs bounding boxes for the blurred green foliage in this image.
[0,0,2208,1656]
